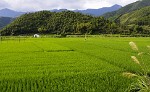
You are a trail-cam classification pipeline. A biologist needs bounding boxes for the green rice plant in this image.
[124,42,150,92]
[0,37,150,91]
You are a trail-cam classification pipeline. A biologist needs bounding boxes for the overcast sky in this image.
[0,0,139,11]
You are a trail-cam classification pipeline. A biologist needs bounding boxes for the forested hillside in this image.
[120,6,150,25]
[119,6,150,34]
[1,11,118,35]
[103,0,150,20]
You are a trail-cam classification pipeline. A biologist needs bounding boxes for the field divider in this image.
[31,42,75,53]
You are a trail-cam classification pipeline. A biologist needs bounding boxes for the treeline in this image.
[0,11,119,36]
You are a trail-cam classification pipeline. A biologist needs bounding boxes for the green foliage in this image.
[0,11,118,35]
[38,27,47,33]
[125,42,150,92]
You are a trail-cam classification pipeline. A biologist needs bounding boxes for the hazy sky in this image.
[0,0,139,11]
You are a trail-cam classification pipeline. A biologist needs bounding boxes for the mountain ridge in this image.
[102,0,150,19]
[119,6,150,25]
[0,8,25,18]
[0,4,122,17]
[52,4,122,16]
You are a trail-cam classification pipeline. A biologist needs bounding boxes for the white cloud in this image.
[83,0,139,9]
[83,0,111,9]
[2,0,139,11]
[0,0,9,9]
[108,0,139,6]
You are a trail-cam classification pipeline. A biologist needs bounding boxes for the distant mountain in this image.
[0,17,14,29]
[0,8,25,18]
[51,9,68,12]
[50,4,122,16]
[103,0,150,19]
[0,5,121,18]
[74,4,122,16]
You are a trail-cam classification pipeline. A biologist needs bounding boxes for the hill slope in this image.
[119,6,150,25]
[0,11,118,35]
[103,0,150,19]
[0,17,14,29]
[119,6,150,34]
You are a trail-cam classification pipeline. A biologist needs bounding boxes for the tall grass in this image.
[124,42,150,92]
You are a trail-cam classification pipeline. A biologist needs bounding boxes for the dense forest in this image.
[0,11,119,35]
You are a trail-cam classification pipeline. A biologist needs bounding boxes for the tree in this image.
[77,22,92,34]
[38,26,47,33]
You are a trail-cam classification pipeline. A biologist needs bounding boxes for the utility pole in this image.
[0,34,1,42]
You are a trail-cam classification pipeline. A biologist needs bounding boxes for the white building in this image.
[33,34,40,38]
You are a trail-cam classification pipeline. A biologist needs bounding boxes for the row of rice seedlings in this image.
[0,49,121,79]
[57,39,137,72]
[0,72,134,92]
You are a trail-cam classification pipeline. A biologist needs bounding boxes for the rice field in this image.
[0,37,150,92]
